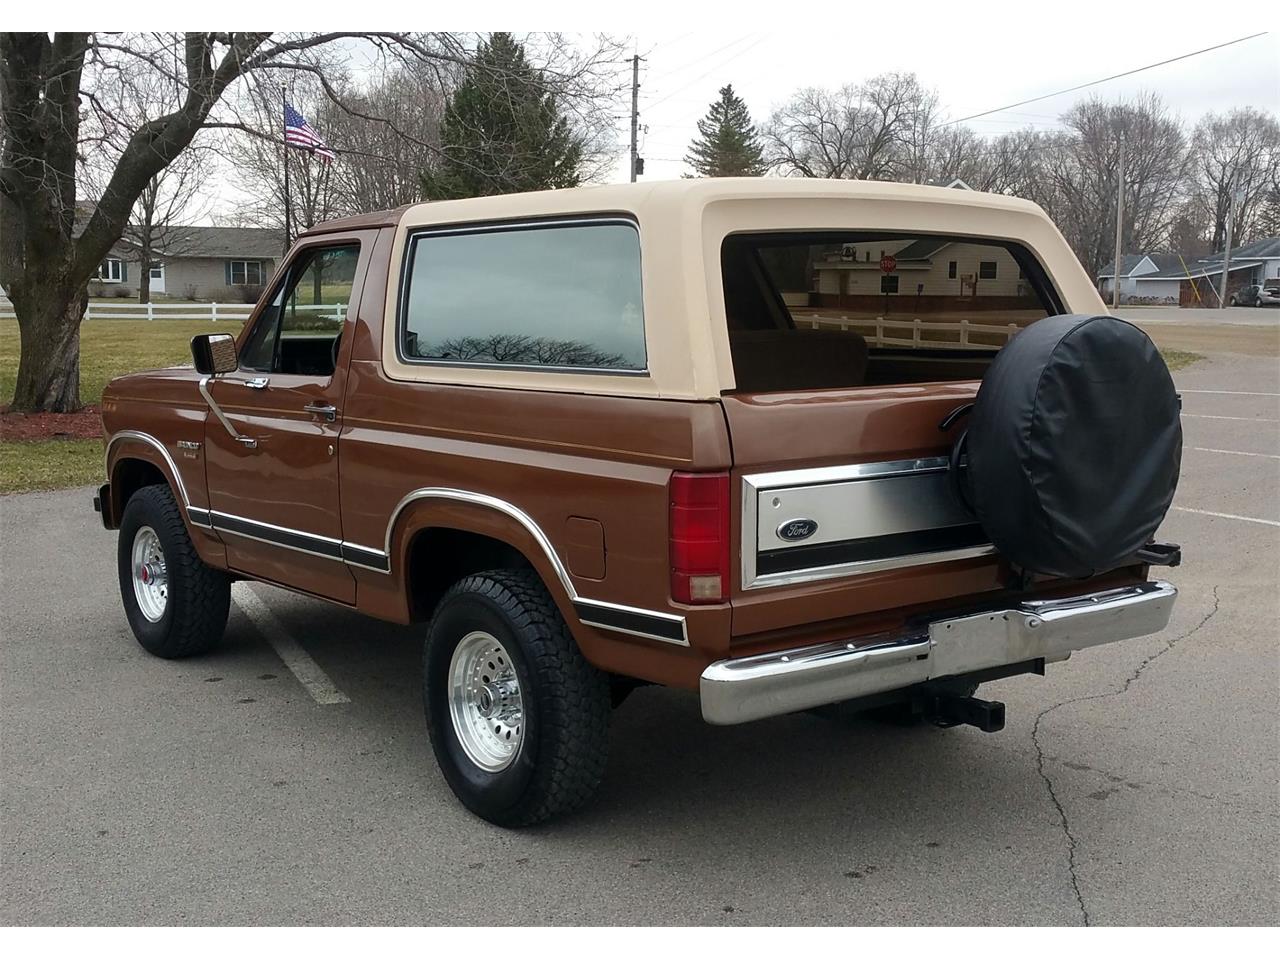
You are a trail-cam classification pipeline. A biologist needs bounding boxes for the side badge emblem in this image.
[777,518,819,542]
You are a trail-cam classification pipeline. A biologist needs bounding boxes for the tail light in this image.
[669,471,730,604]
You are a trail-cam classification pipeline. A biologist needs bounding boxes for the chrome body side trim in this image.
[104,430,194,513]
[742,457,994,590]
[104,435,688,645]
[700,580,1177,725]
[349,487,689,646]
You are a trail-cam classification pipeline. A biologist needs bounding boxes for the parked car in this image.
[1229,284,1280,307]
[96,180,1183,826]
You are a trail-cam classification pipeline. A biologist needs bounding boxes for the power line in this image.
[644,35,769,111]
[942,31,1269,126]
[642,34,754,89]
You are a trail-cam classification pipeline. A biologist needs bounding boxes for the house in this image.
[808,237,1038,312]
[92,226,284,301]
[1097,253,1186,304]
[1097,238,1280,307]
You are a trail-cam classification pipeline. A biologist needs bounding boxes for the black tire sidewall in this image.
[117,491,178,654]
[423,587,541,824]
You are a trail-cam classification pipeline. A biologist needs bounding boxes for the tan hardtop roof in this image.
[386,177,1047,228]
[301,179,1050,237]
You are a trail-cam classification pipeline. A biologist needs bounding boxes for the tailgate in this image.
[724,381,1006,642]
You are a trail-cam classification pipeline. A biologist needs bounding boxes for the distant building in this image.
[1098,238,1280,307]
[92,226,284,301]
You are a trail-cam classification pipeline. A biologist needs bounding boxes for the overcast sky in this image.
[619,24,1278,182]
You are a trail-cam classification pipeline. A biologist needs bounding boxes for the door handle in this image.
[303,402,338,422]
[235,436,258,449]
[243,377,270,390]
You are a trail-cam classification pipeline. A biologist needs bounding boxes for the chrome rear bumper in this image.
[700,580,1177,725]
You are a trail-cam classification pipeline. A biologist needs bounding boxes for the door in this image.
[149,263,165,294]
[201,234,372,603]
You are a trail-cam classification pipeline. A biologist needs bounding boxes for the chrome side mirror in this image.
[191,333,238,375]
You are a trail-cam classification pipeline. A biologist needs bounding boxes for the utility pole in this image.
[1218,174,1239,309]
[1111,136,1124,311]
[629,54,641,182]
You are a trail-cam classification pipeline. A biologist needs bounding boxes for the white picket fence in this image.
[796,312,1023,350]
[0,299,345,323]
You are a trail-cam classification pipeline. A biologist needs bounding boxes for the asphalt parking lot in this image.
[2,350,1277,926]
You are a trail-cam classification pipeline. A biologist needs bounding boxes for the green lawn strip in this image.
[1159,349,1203,372]
[1,318,244,406]
[0,439,104,494]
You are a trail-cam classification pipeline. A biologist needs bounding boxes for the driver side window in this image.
[239,243,360,376]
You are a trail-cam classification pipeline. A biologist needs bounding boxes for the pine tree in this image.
[685,85,767,178]
[422,33,584,200]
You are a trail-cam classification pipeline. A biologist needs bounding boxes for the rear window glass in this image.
[400,220,645,371]
[722,231,1060,391]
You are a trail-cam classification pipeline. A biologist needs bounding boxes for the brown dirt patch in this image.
[0,404,103,441]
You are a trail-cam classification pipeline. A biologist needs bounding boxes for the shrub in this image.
[87,282,105,297]
[181,284,199,301]
[233,284,265,304]
[113,286,133,298]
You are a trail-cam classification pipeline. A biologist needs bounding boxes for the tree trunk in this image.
[10,284,86,412]
[139,251,152,303]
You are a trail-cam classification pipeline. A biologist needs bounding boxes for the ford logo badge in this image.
[777,518,819,542]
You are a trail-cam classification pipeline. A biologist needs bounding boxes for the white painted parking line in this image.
[1173,506,1280,528]
[233,585,351,705]
[1179,389,1280,397]
[1189,447,1280,460]
[1182,414,1280,423]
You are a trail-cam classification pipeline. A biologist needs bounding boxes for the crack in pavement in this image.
[1030,585,1222,926]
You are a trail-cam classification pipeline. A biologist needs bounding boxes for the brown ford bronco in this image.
[96,179,1182,826]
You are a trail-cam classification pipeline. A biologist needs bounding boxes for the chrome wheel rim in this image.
[131,526,168,623]
[447,631,524,772]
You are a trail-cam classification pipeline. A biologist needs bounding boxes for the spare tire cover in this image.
[966,314,1181,579]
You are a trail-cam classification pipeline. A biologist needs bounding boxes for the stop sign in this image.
[880,254,897,273]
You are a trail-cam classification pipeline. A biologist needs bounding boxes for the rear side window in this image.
[721,231,1062,391]
[400,220,645,372]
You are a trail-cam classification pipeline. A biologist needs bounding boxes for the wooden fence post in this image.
[211,302,218,323]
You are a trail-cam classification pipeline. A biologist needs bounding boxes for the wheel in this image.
[117,483,231,658]
[423,569,610,827]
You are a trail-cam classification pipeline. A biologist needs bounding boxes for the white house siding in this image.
[814,242,1028,302]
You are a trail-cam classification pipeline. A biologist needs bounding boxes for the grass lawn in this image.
[0,317,243,407]
[0,439,104,494]
[1160,349,1203,371]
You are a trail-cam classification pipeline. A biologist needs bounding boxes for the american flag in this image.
[284,102,336,162]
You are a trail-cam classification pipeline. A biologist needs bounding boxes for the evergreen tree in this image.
[422,33,584,199]
[685,84,767,177]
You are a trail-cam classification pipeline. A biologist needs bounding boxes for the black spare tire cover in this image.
[965,314,1181,579]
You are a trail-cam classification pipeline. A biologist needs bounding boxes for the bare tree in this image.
[1189,108,1280,250]
[0,31,626,412]
[1040,95,1187,274]
[764,73,939,181]
[223,72,343,238]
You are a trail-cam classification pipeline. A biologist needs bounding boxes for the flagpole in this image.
[281,83,292,256]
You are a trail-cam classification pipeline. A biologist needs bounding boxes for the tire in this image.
[423,569,610,827]
[117,483,231,658]
[962,314,1181,578]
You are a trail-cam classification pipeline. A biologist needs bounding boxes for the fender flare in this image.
[375,488,688,647]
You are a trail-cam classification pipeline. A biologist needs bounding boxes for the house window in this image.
[98,258,123,282]
[947,261,957,279]
[229,260,264,286]
[979,261,998,280]
[149,264,164,280]
[880,274,899,294]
